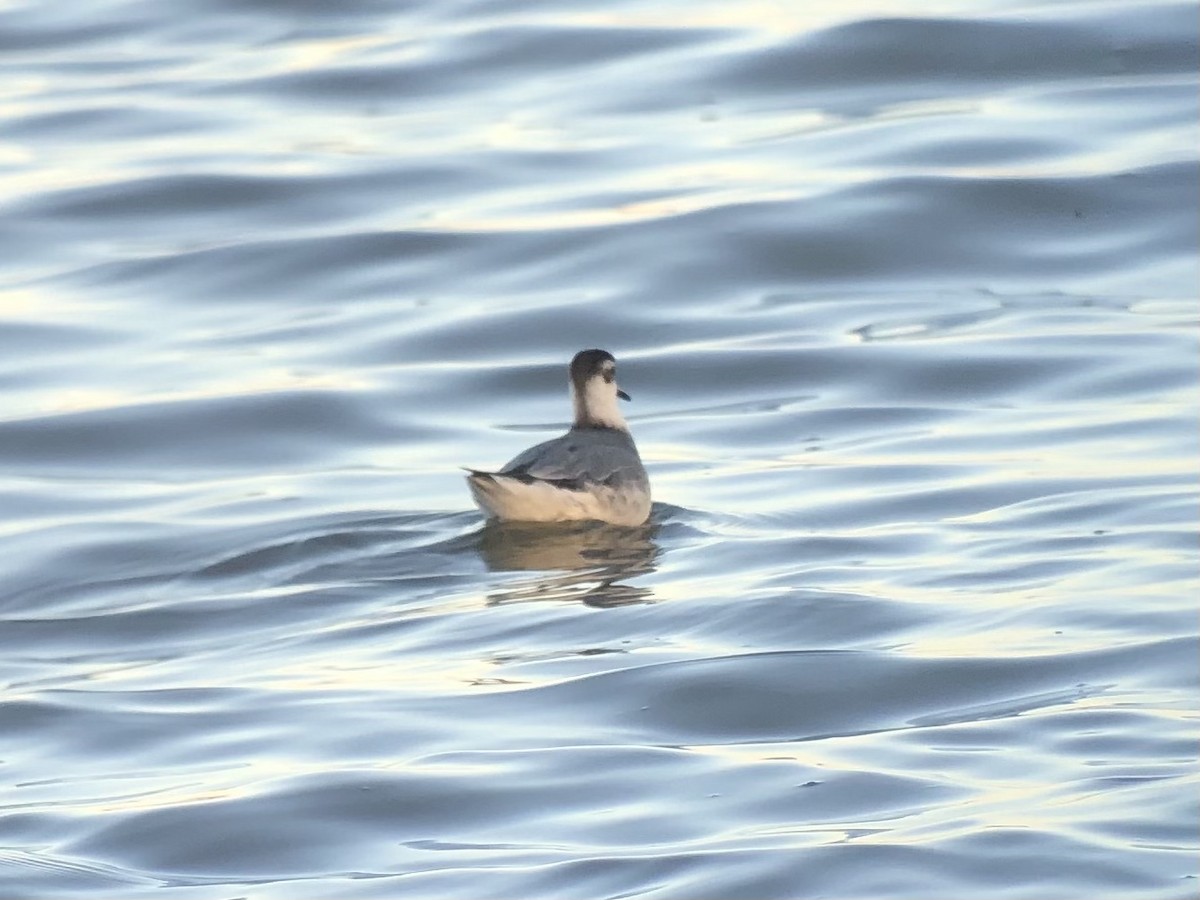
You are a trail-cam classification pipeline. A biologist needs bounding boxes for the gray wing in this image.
[499,428,647,489]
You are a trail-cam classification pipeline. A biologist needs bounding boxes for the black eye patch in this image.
[603,369,615,383]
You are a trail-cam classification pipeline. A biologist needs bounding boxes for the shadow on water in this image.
[473,516,662,608]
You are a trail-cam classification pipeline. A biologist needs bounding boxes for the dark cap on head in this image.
[569,349,615,381]
[569,348,630,402]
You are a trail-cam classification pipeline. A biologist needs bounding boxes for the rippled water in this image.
[2,0,1197,897]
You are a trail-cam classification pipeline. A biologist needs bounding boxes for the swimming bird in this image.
[465,349,651,526]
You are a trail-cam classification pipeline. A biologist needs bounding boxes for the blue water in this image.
[1,1,1197,898]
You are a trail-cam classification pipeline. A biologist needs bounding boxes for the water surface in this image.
[1,1,1197,898]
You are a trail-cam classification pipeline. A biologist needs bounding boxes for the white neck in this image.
[572,377,627,430]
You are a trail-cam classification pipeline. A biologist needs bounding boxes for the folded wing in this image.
[499,428,645,490]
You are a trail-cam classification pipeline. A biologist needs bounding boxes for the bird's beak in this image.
[617,388,631,402]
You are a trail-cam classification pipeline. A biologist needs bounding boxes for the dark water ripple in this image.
[1,0,1197,898]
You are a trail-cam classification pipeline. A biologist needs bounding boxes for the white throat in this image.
[573,377,627,430]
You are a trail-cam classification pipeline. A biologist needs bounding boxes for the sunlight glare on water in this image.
[0,0,1197,898]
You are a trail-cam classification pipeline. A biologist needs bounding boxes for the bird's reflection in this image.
[476,518,660,608]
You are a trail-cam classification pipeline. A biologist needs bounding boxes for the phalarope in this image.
[465,349,651,526]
